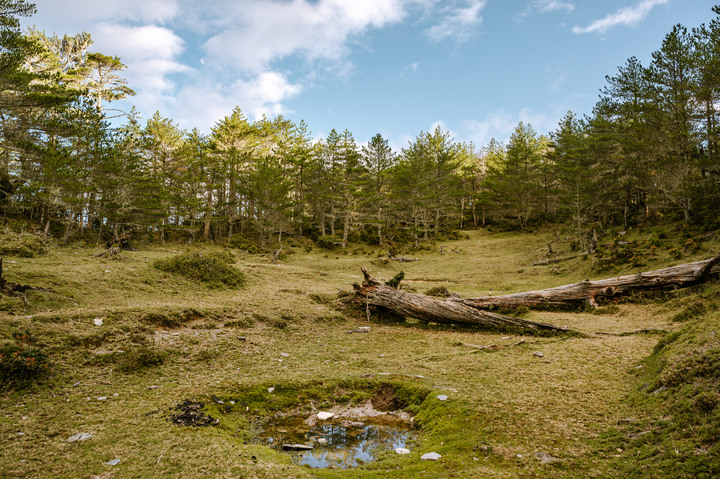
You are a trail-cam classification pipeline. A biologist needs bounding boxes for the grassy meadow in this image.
[1,227,719,478]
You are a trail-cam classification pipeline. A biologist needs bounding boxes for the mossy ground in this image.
[0,228,718,478]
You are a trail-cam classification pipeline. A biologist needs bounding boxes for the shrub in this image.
[153,251,244,288]
[316,235,343,250]
[0,343,51,390]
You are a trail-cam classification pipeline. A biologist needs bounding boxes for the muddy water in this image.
[254,415,417,469]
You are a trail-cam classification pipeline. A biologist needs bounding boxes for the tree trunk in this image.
[349,255,720,332]
[457,254,720,310]
[353,268,570,333]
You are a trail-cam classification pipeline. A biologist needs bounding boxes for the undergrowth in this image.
[152,251,245,287]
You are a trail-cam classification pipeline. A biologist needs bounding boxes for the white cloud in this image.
[92,23,189,107]
[536,0,574,14]
[426,0,487,42]
[462,107,563,146]
[168,71,302,132]
[572,0,668,35]
[30,0,179,29]
[202,0,413,74]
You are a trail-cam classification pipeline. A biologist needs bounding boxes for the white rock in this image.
[533,352,544,358]
[280,352,290,357]
[67,433,93,442]
[395,448,411,454]
[267,387,275,393]
[421,452,442,461]
[97,397,107,401]
[93,318,103,326]
[317,412,334,420]
[107,459,120,466]
[437,395,448,401]
[317,438,327,444]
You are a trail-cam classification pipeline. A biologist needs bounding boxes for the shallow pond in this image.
[254,415,417,469]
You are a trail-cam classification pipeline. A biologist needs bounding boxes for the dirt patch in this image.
[371,383,402,411]
[166,399,219,427]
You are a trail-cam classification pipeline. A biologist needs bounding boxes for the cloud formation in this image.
[521,0,574,16]
[572,0,668,34]
[425,0,487,42]
[202,0,411,74]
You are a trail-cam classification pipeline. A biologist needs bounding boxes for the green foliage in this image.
[316,234,342,250]
[152,251,244,288]
[0,342,51,390]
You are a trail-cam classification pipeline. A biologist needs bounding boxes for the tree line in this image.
[1,1,719,251]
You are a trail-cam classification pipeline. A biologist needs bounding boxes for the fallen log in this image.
[457,253,720,310]
[354,267,571,333]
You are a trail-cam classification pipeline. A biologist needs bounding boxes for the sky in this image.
[20,0,720,150]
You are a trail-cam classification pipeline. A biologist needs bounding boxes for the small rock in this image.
[267,387,275,393]
[211,395,224,405]
[280,352,290,357]
[502,337,511,340]
[437,395,448,401]
[421,452,442,461]
[113,393,119,397]
[238,336,247,342]
[317,412,334,420]
[67,433,92,442]
[106,459,120,466]
[395,448,411,454]
[535,451,560,463]
[93,318,104,326]
[148,385,160,390]
[318,438,327,444]
[282,444,313,451]
[97,397,107,401]
[533,352,544,358]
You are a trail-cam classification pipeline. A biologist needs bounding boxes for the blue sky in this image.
[22,0,719,150]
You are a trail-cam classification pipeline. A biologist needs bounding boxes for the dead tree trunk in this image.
[457,253,720,310]
[355,268,570,333]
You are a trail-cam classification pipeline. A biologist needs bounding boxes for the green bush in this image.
[153,251,244,288]
[0,343,51,390]
[316,235,342,250]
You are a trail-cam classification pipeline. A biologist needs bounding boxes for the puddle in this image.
[254,414,417,469]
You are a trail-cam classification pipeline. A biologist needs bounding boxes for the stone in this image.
[317,412,334,420]
[67,433,92,442]
[107,459,121,466]
[421,452,442,461]
[395,448,411,454]
[317,438,327,444]
[267,387,275,393]
[535,452,560,463]
[97,397,107,401]
[436,395,448,401]
[93,318,103,326]
[282,444,314,451]
[533,352,544,358]
[280,352,290,357]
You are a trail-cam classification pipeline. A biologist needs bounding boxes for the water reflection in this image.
[254,415,416,469]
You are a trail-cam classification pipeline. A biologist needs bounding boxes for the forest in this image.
[2,2,720,251]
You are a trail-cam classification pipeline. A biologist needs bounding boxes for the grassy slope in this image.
[0,227,718,478]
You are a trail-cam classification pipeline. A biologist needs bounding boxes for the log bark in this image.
[355,267,570,333]
[457,253,720,310]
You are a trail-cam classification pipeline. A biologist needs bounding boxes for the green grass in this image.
[0,228,718,477]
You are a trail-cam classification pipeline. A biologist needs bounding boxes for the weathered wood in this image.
[356,268,570,333]
[457,253,720,310]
